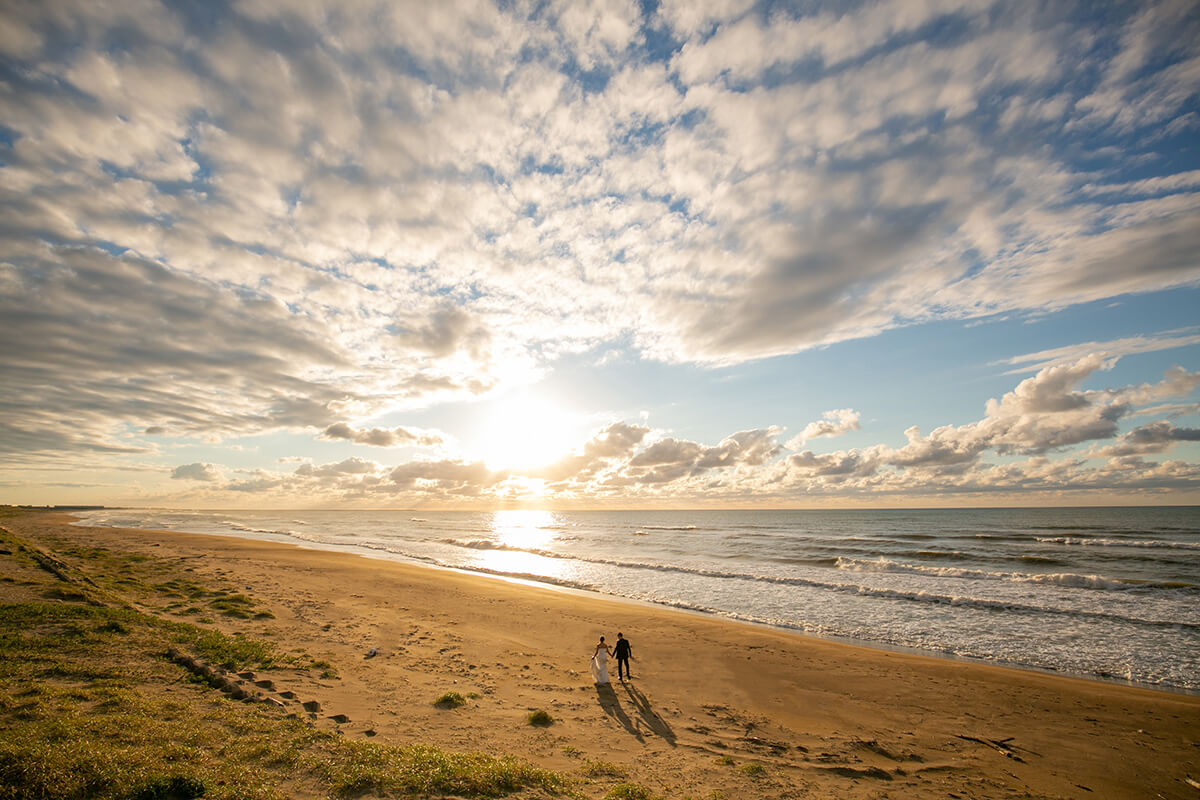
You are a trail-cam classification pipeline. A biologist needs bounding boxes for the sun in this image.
[474,392,580,471]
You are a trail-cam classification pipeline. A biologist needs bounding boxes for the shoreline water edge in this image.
[72,506,1200,694]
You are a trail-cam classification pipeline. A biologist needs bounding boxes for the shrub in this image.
[132,775,206,800]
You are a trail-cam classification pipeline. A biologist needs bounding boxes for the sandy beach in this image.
[4,511,1198,799]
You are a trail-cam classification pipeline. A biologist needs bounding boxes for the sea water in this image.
[73,506,1200,692]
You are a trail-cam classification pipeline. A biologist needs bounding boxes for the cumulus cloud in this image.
[320,423,444,448]
[783,355,1200,497]
[1098,421,1200,457]
[787,409,860,449]
[171,463,221,482]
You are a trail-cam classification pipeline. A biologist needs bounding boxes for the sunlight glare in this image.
[476,394,578,470]
[465,509,566,579]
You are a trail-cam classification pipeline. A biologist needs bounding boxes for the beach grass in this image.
[0,514,567,800]
[602,784,658,800]
[526,709,554,726]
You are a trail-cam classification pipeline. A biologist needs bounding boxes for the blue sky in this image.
[1,0,1198,508]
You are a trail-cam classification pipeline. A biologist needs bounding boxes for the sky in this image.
[1,0,1198,510]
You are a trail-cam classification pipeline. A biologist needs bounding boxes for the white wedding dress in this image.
[591,648,611,684]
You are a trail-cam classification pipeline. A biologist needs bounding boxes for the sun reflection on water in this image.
[471,509,569,579]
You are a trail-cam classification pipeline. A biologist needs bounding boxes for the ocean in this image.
[72,506,1200,692]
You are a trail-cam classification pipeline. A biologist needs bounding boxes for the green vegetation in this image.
[526,709,553,727]
[739,762,766,777]
[716,755,734,766]
[0,512,565,799]
[434,691,466,708]
[603,784,659,800]
[310,742,563,797]
[580,760,625,778]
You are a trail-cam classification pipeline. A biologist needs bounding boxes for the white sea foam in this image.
[833,556,1175,591]
[1036,536,1200,550]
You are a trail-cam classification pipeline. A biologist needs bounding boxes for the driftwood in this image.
[955,734,1026,762]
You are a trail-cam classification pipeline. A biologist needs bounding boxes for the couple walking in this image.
[591,632,632,684]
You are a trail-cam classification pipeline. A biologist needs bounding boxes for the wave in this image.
[229,524,297,537]
[431,536,1199,596]
[637,525,698,531]
[845,585,1200,631]
[1019,555,1066,565]
[1036,537,1200,550]
[834,556,1197,591]
[396,538,1200,633]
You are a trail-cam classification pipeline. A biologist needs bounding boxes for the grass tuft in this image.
[580,759,625,778]
[526,709,553,727]
[131,775,207,800]
[434,691,466,709]
[604,783,659,800]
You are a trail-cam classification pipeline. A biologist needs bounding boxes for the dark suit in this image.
[614,637,631,679]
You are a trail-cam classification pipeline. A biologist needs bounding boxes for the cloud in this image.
[320,423,444,448]
[1098,421,1200,457]
[150,351,1199,505]
[534,421,650,483]
[786,409,860,449]
[620,427,782,484]
[171,463,221,482]
[783,355,1200,496]
[385,459,500,496]
[996,328,1200,374]
[0,1,1197,506]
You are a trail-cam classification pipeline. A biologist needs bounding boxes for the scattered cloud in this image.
[997,328,1200,374]
[320,423,444,448]
[170,463,221,482]
[787,410,860,449]
[1,2,1197,505]
[1097,421,1200,457]
[153,355,1200,504]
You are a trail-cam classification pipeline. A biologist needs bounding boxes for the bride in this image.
[590,636,612,684]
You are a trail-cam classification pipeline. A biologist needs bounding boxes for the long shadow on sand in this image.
[594,682,643,741]
[622,682,676,745]
[594,682,677,744]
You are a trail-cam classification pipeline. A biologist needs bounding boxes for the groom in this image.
[614,632,632,680]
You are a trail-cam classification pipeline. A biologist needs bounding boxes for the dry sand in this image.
[8,512,1199,799]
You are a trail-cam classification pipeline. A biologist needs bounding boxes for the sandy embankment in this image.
[10,513,1199,799]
